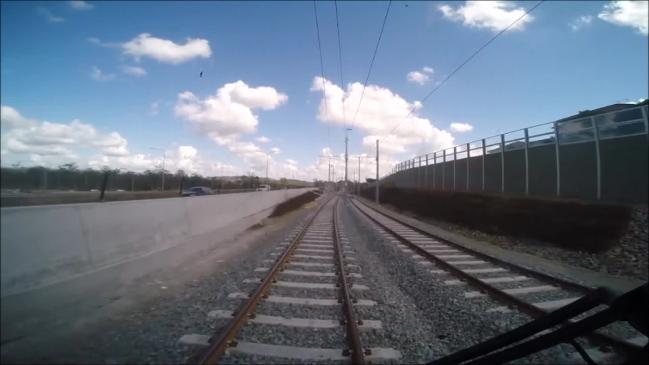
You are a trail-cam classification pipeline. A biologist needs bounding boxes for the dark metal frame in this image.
[430,284,648,365]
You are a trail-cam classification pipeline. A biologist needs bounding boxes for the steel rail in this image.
[198,195,335,364]
[332,197,365,364]
[352,198,590,294]
[350,198,643,356]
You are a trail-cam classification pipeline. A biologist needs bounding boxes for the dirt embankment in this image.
[362,187,632,252]
[269,191,320,218]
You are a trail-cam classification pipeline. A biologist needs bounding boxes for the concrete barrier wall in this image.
[1,188,313,296]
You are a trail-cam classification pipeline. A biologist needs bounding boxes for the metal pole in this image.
[481,139,486,192]
[592,117,602,200]
[345,131,348,192]
[433,152,437,190]
[554,121,561,197]
[524,128,530,196]
[265,153,269,185]
[642,106,648,140]
[375,139,379,204]
[99,171,109,201]
[358,155,361,195]
[425,154,429,189]
[418,156,422,189]
[442,149,446,191]
[500,134,505,193]
[453,146,457,191]
[466,143,470,192]
[161,152,166,191]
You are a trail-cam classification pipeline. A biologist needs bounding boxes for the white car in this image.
[256,184,271,191]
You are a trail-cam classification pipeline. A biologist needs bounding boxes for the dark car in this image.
[181,186,214,197]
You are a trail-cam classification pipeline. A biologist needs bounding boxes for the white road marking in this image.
[296,248,334,253]
[229,292,378,306]
[447,260,487,265]
[299,243,331,248]
[462,268,507,274]
[289,262,332,267]
[487,297,580,313]
[445,276,529,286]
[437,254,473,259]
[225,342,401,361]
[627,335,649,347]
[243,279,368,290]
[464,285,559,298]
[207,310,381,329]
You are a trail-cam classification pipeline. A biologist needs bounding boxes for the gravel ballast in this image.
[383,203,648,281]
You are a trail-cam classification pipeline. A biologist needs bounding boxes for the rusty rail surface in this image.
[197,195,334,364]
[332,197,365,364]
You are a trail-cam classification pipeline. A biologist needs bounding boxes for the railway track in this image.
[349,197,647,364]
[182,194,400,364]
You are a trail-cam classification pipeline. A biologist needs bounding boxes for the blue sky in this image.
[1,1,647,180]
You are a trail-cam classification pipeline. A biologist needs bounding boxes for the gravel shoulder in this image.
[341,198,579,364]
[377,200,648,282]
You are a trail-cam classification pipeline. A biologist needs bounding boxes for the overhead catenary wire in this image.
[313,0,331,149]
[334,0,347,126]
[351,0,392,128]
[389,0,545,135]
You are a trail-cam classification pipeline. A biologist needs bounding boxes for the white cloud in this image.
[407,71,430,85]
[174,81,288,175]
[570,15,593,31]
[90,66,115,81]
[148,100,161,116]
[175,80,287,142]
[37,8,64,23]
[122,33,212,64]
[270,147,281,154]
[438,1,534,32]
[88,145,236,175]
[598,1,648,36]
[121,65,147,77]
[0,106,37,129]
[69,1,93,10]
[0,107,243,176]
[449,122,474,133]
[407,66,434,85]
[87,37,117,48]
[1,105,130,161]
[310,76,454,159]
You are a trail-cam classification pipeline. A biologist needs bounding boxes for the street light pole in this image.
[375,139,379,204]
[149,147,166,191]
[344,128,351,193]
[266,152,269,185]
[358,155,361,195]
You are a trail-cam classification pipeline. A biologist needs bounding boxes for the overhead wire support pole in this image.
[375,139,379,203]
